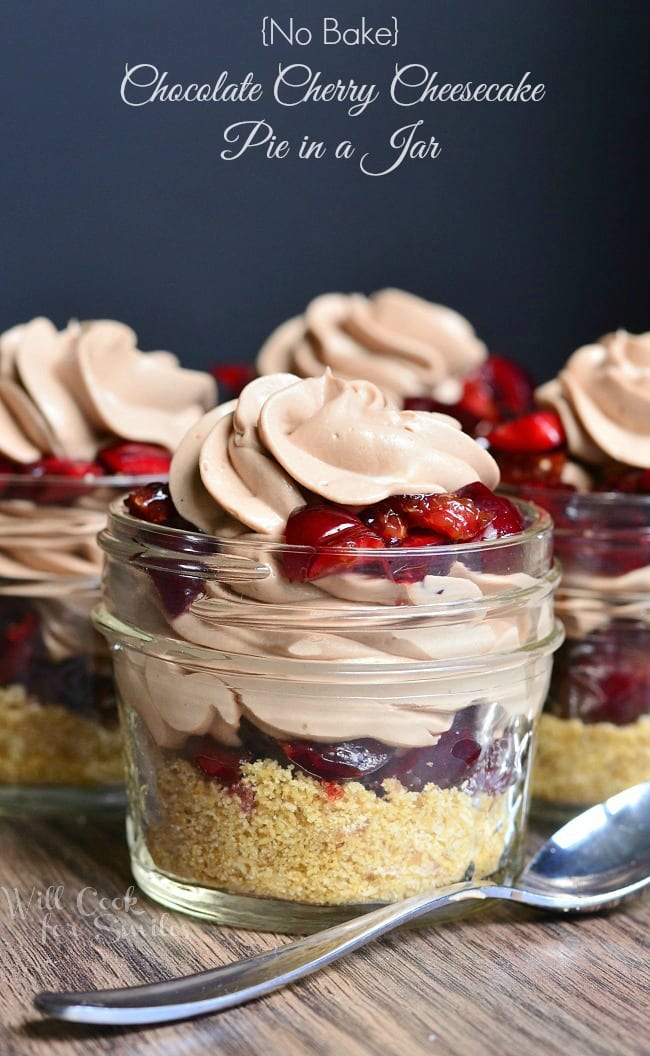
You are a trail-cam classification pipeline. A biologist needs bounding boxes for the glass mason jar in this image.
[96,497,561,931]
[510,487,650,815]
[0,473,150,814]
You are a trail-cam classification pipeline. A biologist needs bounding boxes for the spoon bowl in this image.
[35,781,650,1026]
[507,781,650,906]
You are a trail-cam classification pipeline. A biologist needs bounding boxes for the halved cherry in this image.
[145,556,205,618]
[487,409,566,453]
[454,482,525,539]
[192,742,252,786]
[278,738,395,781]
[397,493,494,542]
[377,727,482,793]
[283,505,384,581]
[98,442,172,476]
[126,482,186,527]
[359,498,409,545]
[462,356,535,423]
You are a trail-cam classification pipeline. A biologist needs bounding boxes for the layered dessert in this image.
[256,288,535,430]
[98,371,560,918]
[0,316,216,791]
[486,330,650,806]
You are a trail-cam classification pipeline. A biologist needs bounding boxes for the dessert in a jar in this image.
[0,316,216,812]
[255,288,535,430]
[97,371,562,929]
[487,330,650,812]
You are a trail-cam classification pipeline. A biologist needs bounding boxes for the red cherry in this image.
[454,481,525,539]
[487,409,566,453]
[457,355,535,424]
[211,364,255,398]
[397,493,494,542]
[278,738,395,781]
[283,505,384,581]
[126,481,185,527]
[98,442,172,476]
[378,730,481,792]
[193,743,252,786]
[483,355,536,416]
[359,498,409,545]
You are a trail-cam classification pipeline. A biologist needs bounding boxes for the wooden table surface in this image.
[0,814,647,1056]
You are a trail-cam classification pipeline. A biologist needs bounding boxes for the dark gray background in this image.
[2,0,648,381]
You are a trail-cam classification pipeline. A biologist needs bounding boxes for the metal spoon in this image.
[35,781,650,1026]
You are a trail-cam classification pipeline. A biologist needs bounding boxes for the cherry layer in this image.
[186,707,519,798]
[547,621,650,726]
[283,486,524,583]
[483,407,650,495]
[125,482,523,598]
[0,442,173,503]
[404,355,535,432]
[0,599,116,722]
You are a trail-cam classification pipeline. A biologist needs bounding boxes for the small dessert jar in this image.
[0,473,145,814]
[96,497,562,931]
[517,488,650,815]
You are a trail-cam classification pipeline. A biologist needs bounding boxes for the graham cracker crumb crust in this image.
[146,755,513,905]
[0,684,123,785]
[533,713,650,805]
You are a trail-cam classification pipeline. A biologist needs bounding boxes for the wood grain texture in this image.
[0,816,647,1056]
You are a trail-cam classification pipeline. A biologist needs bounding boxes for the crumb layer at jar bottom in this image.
[0,685,123,785]
[532,713,650,806]
[145,754,514,906]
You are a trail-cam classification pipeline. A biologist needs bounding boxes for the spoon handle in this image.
[35,881,484,1026]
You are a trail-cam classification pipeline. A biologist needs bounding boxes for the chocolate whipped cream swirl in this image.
[0,316,216,664]
[116,374,557,750]
[0,317,216,463]
[169,371,500,536]
[536,330,650,468]
[256,289,487,404]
